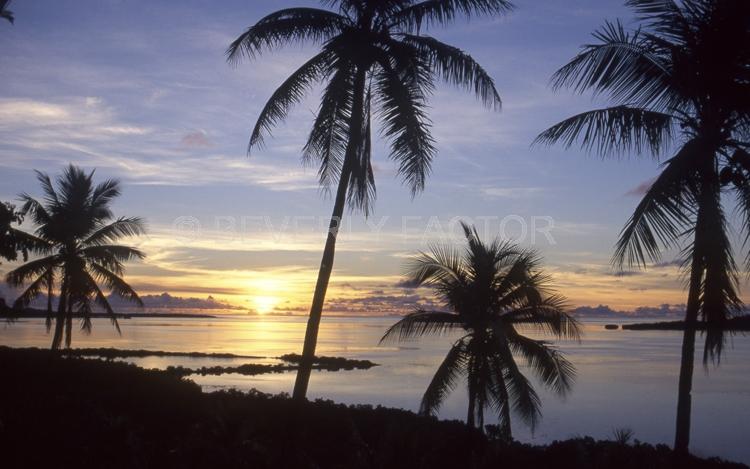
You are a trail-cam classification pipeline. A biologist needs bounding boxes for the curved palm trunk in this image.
[674,171,714,454]
[292,68,367,400]
[467,390,476,428]
[501,401,512,439]
[51,275,68,350]
[64,302,73,349]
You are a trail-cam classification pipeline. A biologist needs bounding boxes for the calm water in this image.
[2,315,749,464]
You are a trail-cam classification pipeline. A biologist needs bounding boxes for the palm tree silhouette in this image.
[535,0,750,453]
[0,202,37,264]
[0,0,14,24]
[381,223,580,436]
[5,165,146,350]
[227,0,512,399]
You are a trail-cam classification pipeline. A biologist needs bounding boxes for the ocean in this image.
[2,314,749,464]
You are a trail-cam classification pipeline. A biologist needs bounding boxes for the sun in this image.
[249,278,284,314]
[252,295,279,315]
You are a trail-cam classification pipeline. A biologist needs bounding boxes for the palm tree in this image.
[535,0,750,453]
[380,223,580,436]
[1,0,14,24]
[0,202,33,264]
[5,165,146,350]
[227,0,512,399]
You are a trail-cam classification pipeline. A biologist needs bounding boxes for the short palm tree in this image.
[227,0,512,399]
[5,165,146,350]
[380,223,580,436]
[535,0,750,453]
[0,202,35,264]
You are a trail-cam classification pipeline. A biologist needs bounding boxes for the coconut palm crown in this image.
[5,165,146,349]
[381,223,580,436]
[227,0,512,399]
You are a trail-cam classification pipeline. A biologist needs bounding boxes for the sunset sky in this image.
[2,0,746,315]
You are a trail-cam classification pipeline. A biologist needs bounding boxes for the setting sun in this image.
[249,278,284,314]
[252,295,279,315]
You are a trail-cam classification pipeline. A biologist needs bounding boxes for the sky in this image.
[1,0,746,315]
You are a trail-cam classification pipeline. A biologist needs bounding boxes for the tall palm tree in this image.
[380,223,580,436]
[5,165,146,350]
[0,0,13,24]
[227,0,512,399]
[535,0,750,453]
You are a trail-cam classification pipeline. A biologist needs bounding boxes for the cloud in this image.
[394,278,420,289]
[110,292,241,310]
[653,259,683,269]
[481,186,543,199]
[625,177,657,197]
[0,97,318,191]
[181,130,211,148]
[572,303,687,318]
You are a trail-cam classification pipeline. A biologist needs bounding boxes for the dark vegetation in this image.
[2,347,377,377]
[0,347,745,469]
[166,355,377,377]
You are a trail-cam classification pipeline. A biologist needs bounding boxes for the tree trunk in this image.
[292,67,368,400]
[51,276,68,350]
[64,302,73,349]
[674,173,712,454]
[467,391,476,428]
[502,401,512,440]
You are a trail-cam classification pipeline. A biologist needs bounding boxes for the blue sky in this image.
[0,0,732,314]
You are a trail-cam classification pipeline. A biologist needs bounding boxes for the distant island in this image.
[0,307,216,320]
[622,315,750,331]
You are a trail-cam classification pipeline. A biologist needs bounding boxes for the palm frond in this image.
[89,178,121,220]
[613,139,701,268]
[505,295,581,340]
[625,0,689,44]
[400,34,501,109]
[404,244,466,287]
[534,105,675,157]
[34,169,59,207]
[249,50,334,152]
[419,337,469,416]
[11,267,54,309]
[83,270,122,334]
[551,20,675,109]
[302,61,354,192]
[80,245,145,275]
[5,255,59,287]
[693,182,741,362]
[226,8,348,62]
[89,263,144,308]
[374,58,436,196]
[1,0,14,24]
[493,341,541,431]
[380,310,464,343]
[347,85,377,214]
[391,0,514,31]
[507,331,576,396]
[18,195,51,230]
[84,217,146,246]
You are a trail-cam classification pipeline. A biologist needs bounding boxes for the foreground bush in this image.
[0,347,744,469]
